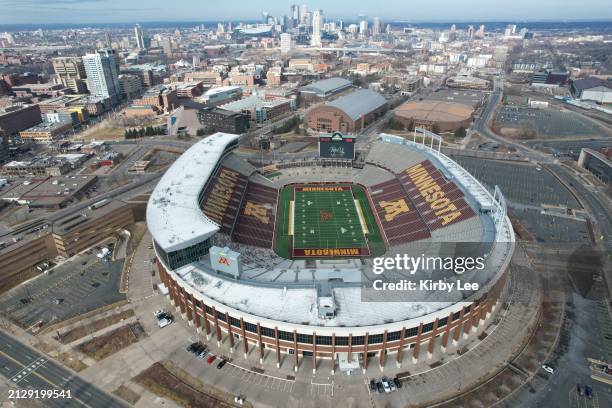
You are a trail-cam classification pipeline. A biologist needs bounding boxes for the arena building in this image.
[147,130,514,374]
[305,89,388,133]
[446,75,490,90]
[394,100,475,132]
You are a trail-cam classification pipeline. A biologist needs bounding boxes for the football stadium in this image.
[147,129,515,373]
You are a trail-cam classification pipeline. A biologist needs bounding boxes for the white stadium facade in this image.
[147,130,515,374]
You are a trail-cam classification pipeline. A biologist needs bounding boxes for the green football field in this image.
[293,187,366,249]
[273,184,386,259]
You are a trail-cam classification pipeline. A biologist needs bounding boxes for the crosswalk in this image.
[9,357,47,384]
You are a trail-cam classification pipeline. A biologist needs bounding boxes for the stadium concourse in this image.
[146,131,515,374]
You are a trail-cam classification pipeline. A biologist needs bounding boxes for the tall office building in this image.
[299,4,308,24]
[105,32,113,49]
[477,24,485,38]
[359,14,368,35]
[372,17,381,35]
[52,57,88,94]
[134,24,147,49]
[162,38,173,56]
[291,4,298,26]
[310,9,323,46]
[280,33,293,53]
[82,49,121,105]
[467,25,475,40]
[262,12,269,24]
[193,54,201,67]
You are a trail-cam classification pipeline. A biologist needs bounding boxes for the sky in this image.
[1,0,611,25]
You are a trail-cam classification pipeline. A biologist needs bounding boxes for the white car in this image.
[542,364,555,374]
[157,318,171,328]
[382,379,391,393]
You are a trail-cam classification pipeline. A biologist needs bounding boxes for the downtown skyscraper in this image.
[82,49,122,105]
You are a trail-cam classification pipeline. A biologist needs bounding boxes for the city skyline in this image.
[1,0,612,25]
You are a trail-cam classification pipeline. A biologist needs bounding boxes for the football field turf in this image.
[273,183,385,259]
[292,186,367,250]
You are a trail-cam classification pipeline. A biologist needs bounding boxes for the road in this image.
[549,164,612,250]
[0,331,127,407]
[473,76,556,163]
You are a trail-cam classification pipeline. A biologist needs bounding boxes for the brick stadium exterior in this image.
[157,261,509,372]
[148,132,514,373]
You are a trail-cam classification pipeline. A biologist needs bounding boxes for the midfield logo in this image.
[320,210,333,221]
[218,256,231,266]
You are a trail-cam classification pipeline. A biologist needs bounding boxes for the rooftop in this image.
[220,94,289,112]
[572,77,612,91]
[20,121,71,133]
[203,86,242,96]
[146,132,240,252]
[300,77,352,96]
[53,199,125,236]
[327,89,387,120]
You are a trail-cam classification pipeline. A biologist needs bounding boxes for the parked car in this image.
[381,378,391,393]
[375,381,384,394]
[585,385,593,399]
[157,318,171,328]
[542,364,555,374]
[197,346,208,358]
[393,377,402,389]
[207,355,216,364]
[217,359,227,369]
[369,379,376,392]
[388,377,396,391]
[577,384,584,396]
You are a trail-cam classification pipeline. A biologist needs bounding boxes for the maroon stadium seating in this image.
[232,182,279,248]
[200,166,249,234]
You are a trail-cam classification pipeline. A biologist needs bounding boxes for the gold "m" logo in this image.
[379,199,410,222]
[244,202,269,224]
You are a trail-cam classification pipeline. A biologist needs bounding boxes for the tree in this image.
[454,127,467,138]
[431,124,440,134]
[384,117,405,131]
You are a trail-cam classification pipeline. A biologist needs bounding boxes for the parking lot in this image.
[0,251,125,331]
[225,363,296,393]
[495,107,605,138]
[514,209,591,243]
[449,156,580,208]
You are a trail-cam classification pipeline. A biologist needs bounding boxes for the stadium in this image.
[147,129,515,374]
[394,100,475,132]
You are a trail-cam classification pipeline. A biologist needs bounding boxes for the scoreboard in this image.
[318,131,355,160]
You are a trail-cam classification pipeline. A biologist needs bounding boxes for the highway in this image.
[0,331,127,407]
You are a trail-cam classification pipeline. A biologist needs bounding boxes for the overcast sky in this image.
[1,0,611,25]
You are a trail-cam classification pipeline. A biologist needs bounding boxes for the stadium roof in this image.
[396,100,474,122]
[572,77,612,92]
[300,77,352,97]
[203,86,242,96]
[147,132,239,252]
[328,89,387,120]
